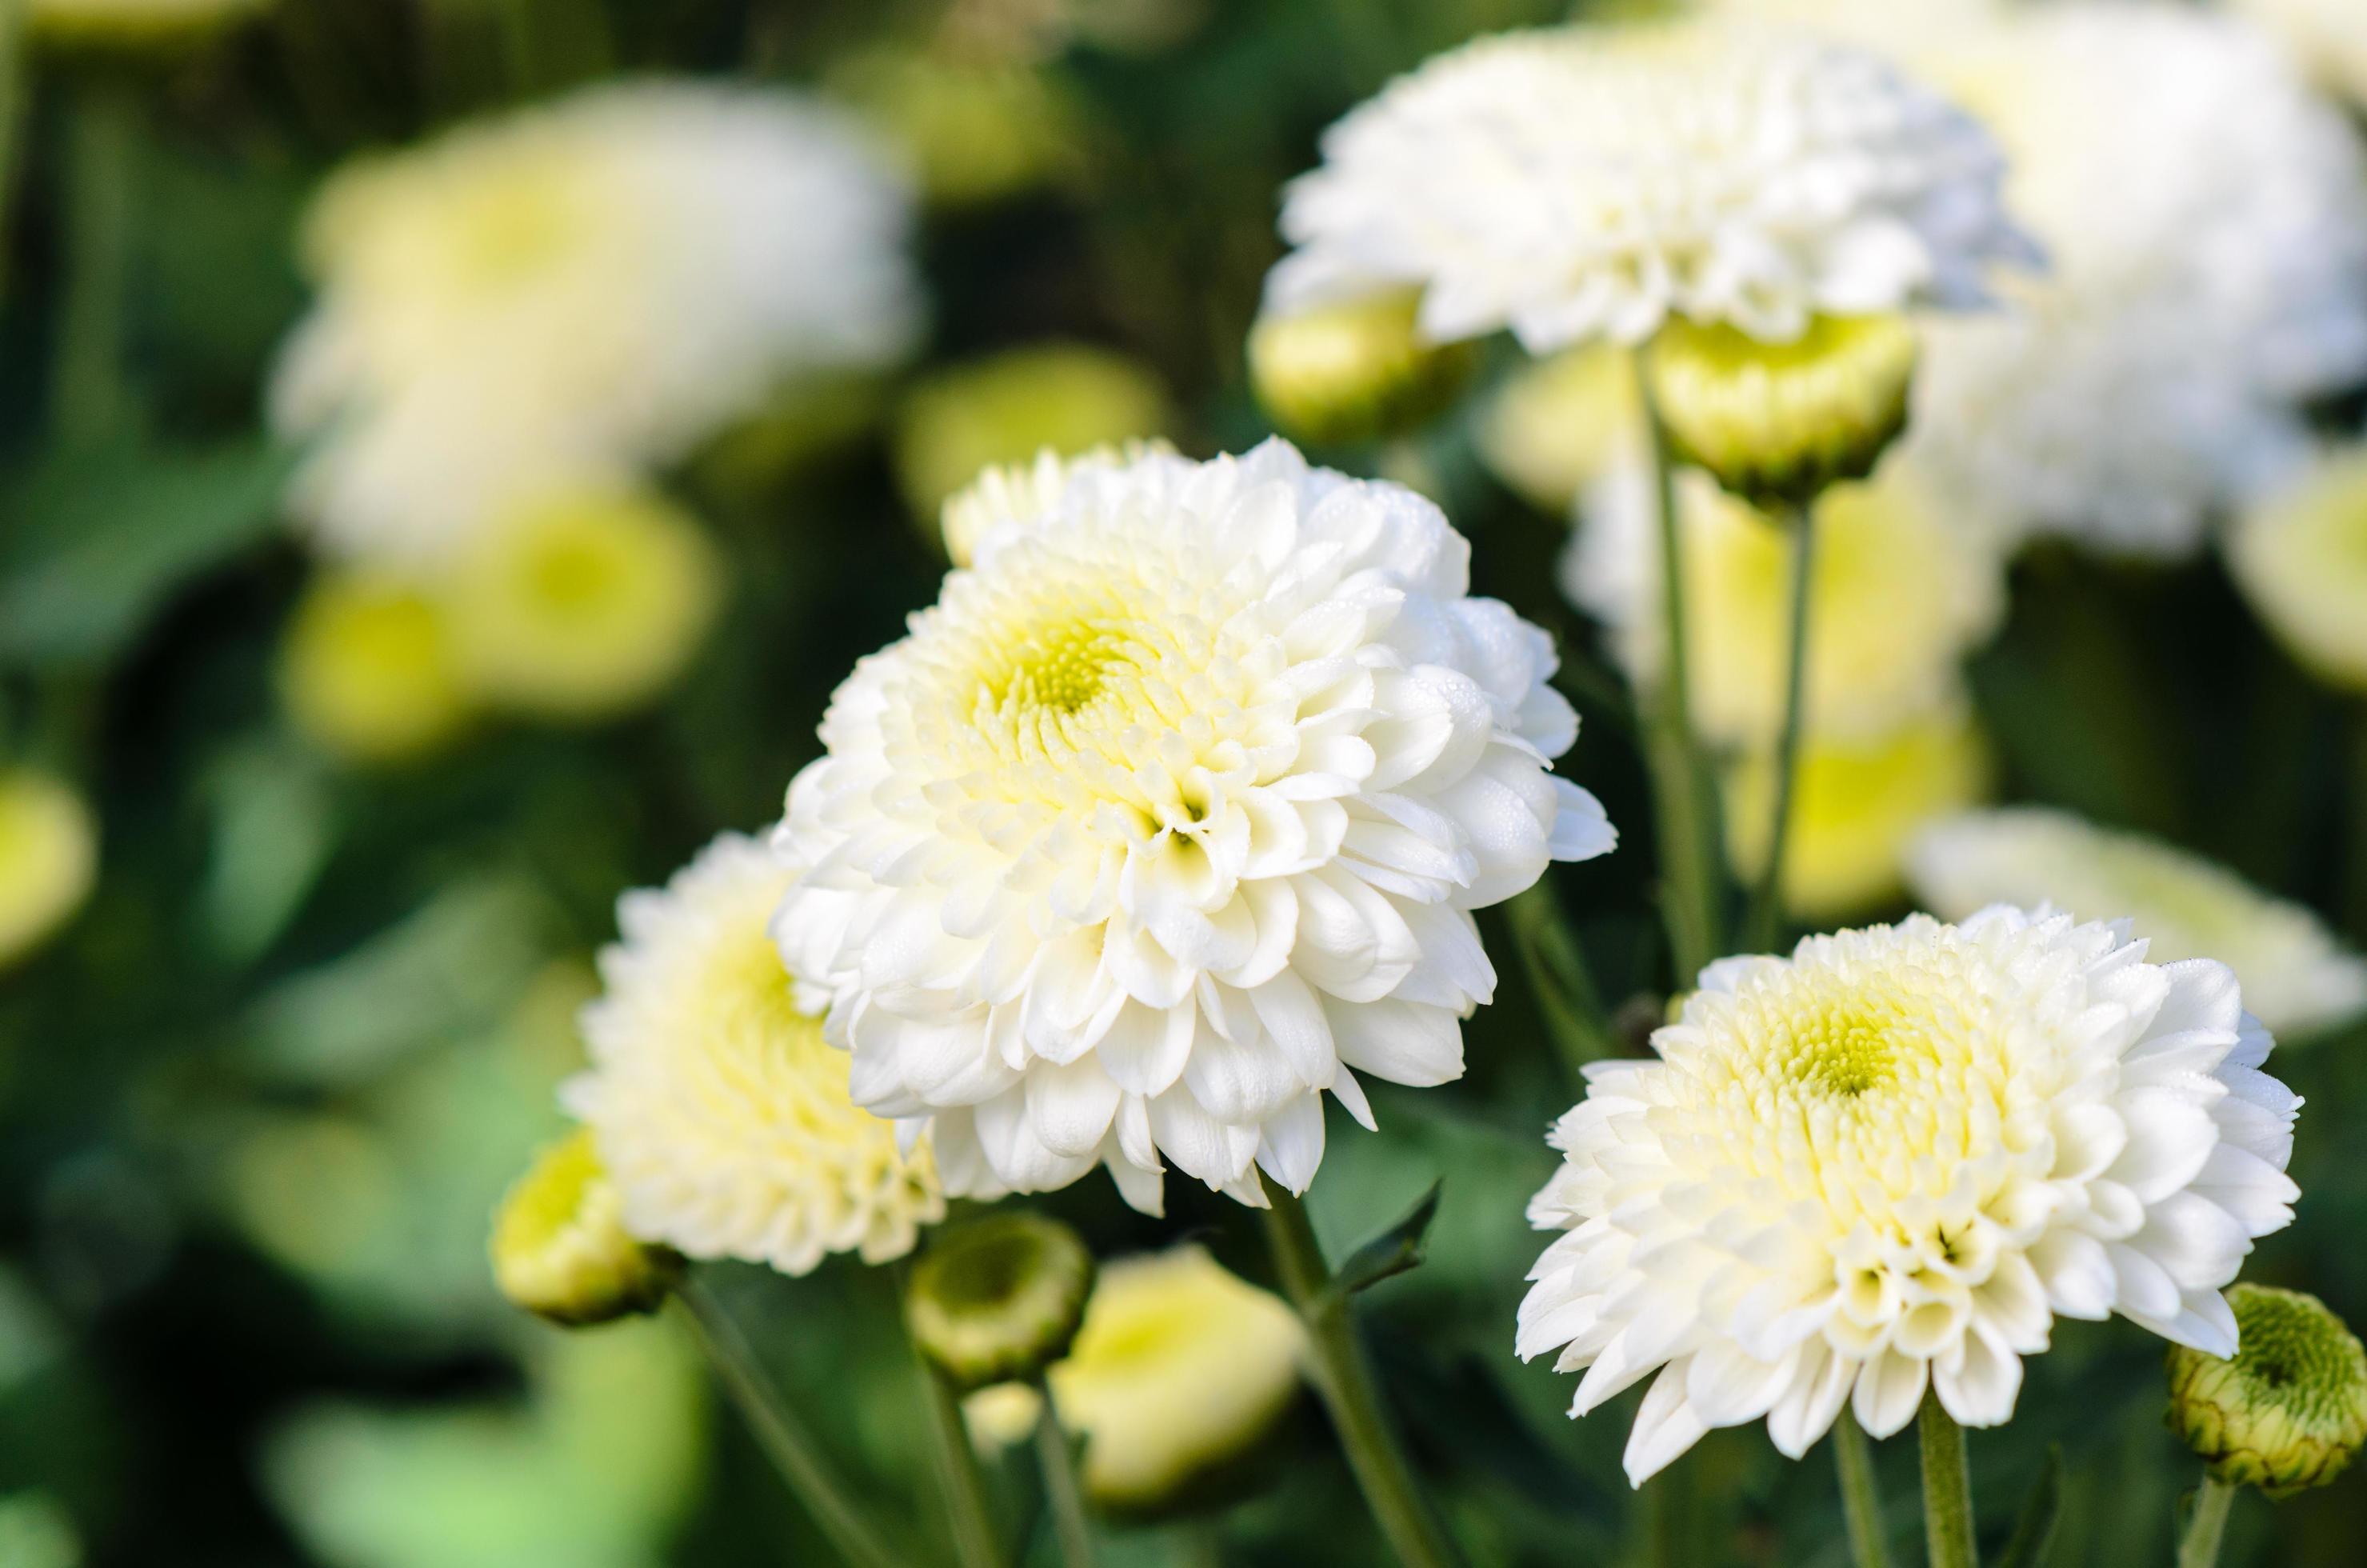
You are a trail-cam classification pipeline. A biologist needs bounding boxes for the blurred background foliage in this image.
[0,1,2365,1565]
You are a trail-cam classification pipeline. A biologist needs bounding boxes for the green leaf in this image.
[0,440,293,668]
[1996,1445,2064,1568]
[1324,1178,1443,1304]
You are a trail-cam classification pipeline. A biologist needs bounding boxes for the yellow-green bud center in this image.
[2167,1283,2367,1499]
[906,1212,1094,1390]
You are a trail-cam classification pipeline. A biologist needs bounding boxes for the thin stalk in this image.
[1630,347,1725,981]
[1832,1414,1893,1568]
[1258,1182,1458,1568]
[918,1354,1007,1568]
[0,0,27,304]
[51,82,139,450]
[675,1279,905,1568]
[1917,1394,1976,1568]
[1742,500,1817,954]
[1505,880,1622,1088]
[2175,1473,2237,1568]
[1645,1454,1691,1568]
[1031,1375,1094,1568]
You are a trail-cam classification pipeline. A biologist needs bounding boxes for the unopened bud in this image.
[2168,1283,2367,1499]
[491,1130,680,1328]
[905,1212,1093,1390]
[1248,291,1476,446]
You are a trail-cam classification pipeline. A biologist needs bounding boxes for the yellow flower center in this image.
[990,614,1142,717]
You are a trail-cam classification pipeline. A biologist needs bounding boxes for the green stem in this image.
[1631,346,1725,982]
[1505,880,1622,1088]
[1833,1414,1893,1568]
[1258,1182,1459,1568]
[2175,1473,2237,1568]
[51,82,139,451]
[1742,500,1817,954]
[0,0,27,305]
[675,1280,905,1568]
[918,1355,1007,1568]
[1645,1454,1692,1568]
[1031,1376,1094,1568]
[1917,1394,1976,1568]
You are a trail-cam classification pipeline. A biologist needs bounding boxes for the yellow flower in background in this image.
[1565,462,2005,748]
[938,440,1173,566]
[1473,345,1644,514]
[2228,447,2367,694]
[28,0,264,46]
[443,482,721,724]
[1909,808,2367,1038]
[492,1130,681,1328]
[893,343,1170,521]
[566,833,946,1275]
[1246,290,1477,448]
[829,49,1082,206]
[0,770,98,970]
[1725,707,1990,922]
[281,573,474,766]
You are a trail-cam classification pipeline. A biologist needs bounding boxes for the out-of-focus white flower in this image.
[2230,0,2367,106]
[2227,446,2367,695]
[566,833,945,1276]
[1265,22,2030,350]
[274,82,920,565]
[1901,5,2367,558]
[773,440,1615,1213]
[1521,907,2301,1485]
[1909,808,2367,1038]
[1564,461,2005,747]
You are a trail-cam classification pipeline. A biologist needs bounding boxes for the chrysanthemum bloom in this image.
[565,833,945,1275]
[2167,1283,2367,1498]
[965,1246,1307,1510]
[442,482,721,724]
[892,343,1170,522]
[1265,21,2029,351]
[1520,906,2301,1485]
[0,770,98,969]
[1565,462,2005,747]
[1900,6,2367,558]
[773,440,1614,1211]
[1726,706,1989,921]
[1475,346,1644,515]
[939,442,1173,570]
[2226,447,2367,694]
[280,572,474,766]
[29,0,263,47]
[1909,809,2367,1038]
[2231,0,2367,107]
[273,82,919,563]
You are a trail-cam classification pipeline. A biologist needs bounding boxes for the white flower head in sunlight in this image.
[566,833,944,1275]
[1265,21,2032,350]
[773,439,1615,1214]
[274,80,921,562]
[1903,6,2367,558]
[1910,809,2367,1038]
[939,440,1174,569]
[1521,907,2300,1486]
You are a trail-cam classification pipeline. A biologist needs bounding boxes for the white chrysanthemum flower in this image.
[2230,0,2367,106]
[773,440,1615,1213]
[2227,446,2367,694]
[1265,22,2030,350]
[566,833,945,1275]
[1901,6,2367,558]
[939,441,1174,569]
[1520,907,2301,1486]
[1909,809,2367,1038]
[1564,461,2005,746]
[274,81,920,565]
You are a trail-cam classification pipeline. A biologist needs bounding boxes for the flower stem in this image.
[918,1354,1008,1568]
[51,82,140,451]
[1741,498,1817,954]
[675,1279,906,1568]
[2176,1473,2237,1568]
[1917,1394,1977,1568]
[1030,1375,1094,1568]
[0,0,27,305]
[1258,1182,1460,1568]
[1832,1414,1893,1568]
[1630,347,1725,982]
[1505,879,1622,1088]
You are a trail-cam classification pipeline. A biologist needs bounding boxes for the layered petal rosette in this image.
[773,440,1614,1212]
[1520,907,2300,1485]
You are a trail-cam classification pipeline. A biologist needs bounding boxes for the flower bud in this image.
[1643,314,1917,507]
[904,1212,1094,1390]
[2167,1283,2367,1499]
[492,1130,680,1328]
[281,571,474,766]
[1248,291,1476,447]
[0,770,98,970]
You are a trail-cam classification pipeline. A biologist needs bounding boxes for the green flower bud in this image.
[2167,1283,2367,1499]
[491,1130,680,1328]
[1247,291,1477,447]
[1643,314,1918,507]
[904,1212,1094,1390]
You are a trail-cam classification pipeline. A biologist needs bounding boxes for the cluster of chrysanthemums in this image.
[447,6,2367,1566]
